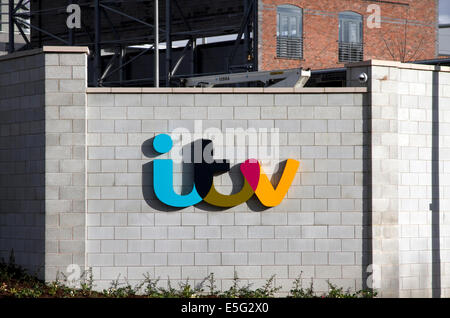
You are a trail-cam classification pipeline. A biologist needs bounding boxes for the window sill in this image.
[274,57,305,61]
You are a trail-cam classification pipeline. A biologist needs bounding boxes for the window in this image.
[338,11,363,63]
[277,5,303,59]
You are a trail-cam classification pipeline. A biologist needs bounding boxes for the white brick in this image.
[154,107,181,119]
[288,239,314,251]
[235,239,261,252]
[208,107,233,119]
[262,239,287,252]
[88,200,114,213]
[101,240,127,253]
[142,227,167,239]
[287,213,314,225]
[128,267,155,280]
[316,266,342,278]
[248,94,274,106]
[169,94,194,106]
[302,226,327,238]
[248,226,274,238]
[249,253,274,265]
[301,252,328,265]
[128,213,154,226]
[168,227,195,239]
[182,266,208,279]
[235,213,261,225]
[88,120,114,133]
[155,213,181,225]
[115,94,141,106]
[329,226,354,239]
[127,107,154,119]
[115,120,141,133]
[261,213,287,225]
[275,253,302,265]
[155,267,181,279]
[275,94,300,106]
[101,213,127,226]
[115,147,142,159]
[195,226,221,239]
[195,253,221,265]
[207,266,235,278]
[222,226,247,239]
[88,253,113,266]
[168,253,194,265]
[315,239,341,252]
[182,213,208,225]
[222,253,248,265]
[115,227,140,239]
[155,240,181,252]
[182,240,207,252]
[142,253,167,266]
[329,252,355,265]
[101,187,127,199]
[274,226,301,238]
[301,120,327,132]
[209,239,234,252]
[206,213,234,225]
[142,94,167,106]
[128,240,155,253]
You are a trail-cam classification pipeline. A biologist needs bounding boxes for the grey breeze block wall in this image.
[0,47,88,280]
[85,89,369,294]
[348,61,450,297]
[1,48,450,297]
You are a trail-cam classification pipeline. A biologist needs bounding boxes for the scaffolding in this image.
[6,0,259,87]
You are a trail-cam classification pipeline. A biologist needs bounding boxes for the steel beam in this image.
[95,0,101,87]
[102,45,154,81]
[244,0,250,64]
[253,0,258,71]
[119,46,126,84]
[68,0,74,45]
[21,20,70,45]
[154,0,159,87]
[227,0,254,72]
[165,0,172,87]
[9,0,15,53]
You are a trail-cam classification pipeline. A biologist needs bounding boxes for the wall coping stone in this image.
[346,59,450,72]
[0,46,90,62]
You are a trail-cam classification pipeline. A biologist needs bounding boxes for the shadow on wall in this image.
[0,122,46,279]
[141,138,288,212]
[362,93,372,291]
[432,68,441,298]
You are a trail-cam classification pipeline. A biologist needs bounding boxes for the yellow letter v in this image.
[255,159,300,207]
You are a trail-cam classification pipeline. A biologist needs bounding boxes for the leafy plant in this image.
[204,273,220,297]
[1,251,377,299]
[251,275,282,298]
[289,274,315,298]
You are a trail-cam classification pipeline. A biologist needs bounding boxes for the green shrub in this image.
[1,250,376,298]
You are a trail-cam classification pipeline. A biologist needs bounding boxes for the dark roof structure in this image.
[8,0,258,87]
[30,0,246,46]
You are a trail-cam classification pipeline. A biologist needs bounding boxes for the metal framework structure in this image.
[7,0,259,87]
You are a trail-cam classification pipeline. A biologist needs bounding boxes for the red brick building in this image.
[259,0,439,70]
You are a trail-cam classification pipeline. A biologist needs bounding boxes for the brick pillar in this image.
[348,61,400,297]
[43,47,89,283]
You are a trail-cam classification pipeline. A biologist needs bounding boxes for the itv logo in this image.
[152,134,300,208]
